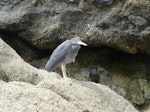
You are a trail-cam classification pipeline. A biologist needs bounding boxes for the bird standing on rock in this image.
[45,36,87,79]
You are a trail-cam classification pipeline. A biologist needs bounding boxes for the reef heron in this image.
[45,36,87,78]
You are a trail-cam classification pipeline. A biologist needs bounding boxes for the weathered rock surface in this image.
[0,38,139,112]
[128,79,145,105]
[142,106,150,112]
[0,37,61,84]
[0,79,139,112]
[0,0,150,110]
[0,80,81,112]
[0,0,150,56]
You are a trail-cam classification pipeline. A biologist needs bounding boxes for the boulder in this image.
[0,38,138,112]
[0,79,139,112]
[0,0,150,56]
[0,37,60,84]
[128,79,145,105]
[0,80,81,112]
[142,106,150,112]
[144,82,150,100]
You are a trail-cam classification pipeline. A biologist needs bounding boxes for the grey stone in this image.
[101,0,113,5]
[128,79,145,105]
[142,106,150,112]
[0,80,81,112]
[110,85,121,95]
[90,68,100,83]
[38,80,138,112]
[80,68,90,80]
[0,0,22,5]
[90,68,97,76]
[144,82,150,99]
[0,38,61,84]
[0,0,150,56]
[100,72,109,84]
[138,79,148,92]
[128,15,148,27]
[118,87,127,97]
[70,0,80,3]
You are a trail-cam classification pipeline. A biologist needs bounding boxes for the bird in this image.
[45,36,87,79]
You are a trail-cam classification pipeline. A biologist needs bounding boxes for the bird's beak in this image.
[77,41,88,46]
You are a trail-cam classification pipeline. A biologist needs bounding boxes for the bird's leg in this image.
[61,63,67,79]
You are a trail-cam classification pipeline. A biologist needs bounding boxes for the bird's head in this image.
[71,36,88,46]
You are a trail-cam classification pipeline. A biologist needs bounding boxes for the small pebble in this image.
[101,0,113,5]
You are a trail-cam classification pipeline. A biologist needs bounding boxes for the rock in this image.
[99,69,109,84]
[69,0,80,4]
[0,37,138,112]
[128,79,145,105]
[118,87,127,97]
[0,0,150,56]
[0,80,81,112]
[90,68,99,82]
[101,0,113,5]
[90,67,109,83]
[1,35,38,61]
[0,0,150,110]
[80,68,91,80]
[110,85,121,95]
[67,68,91,81]
[144,82,150,99]
[0,0,22,6]
[142,106,150,112]
[0,79,139,112]
[37,79,138,112]
[138,79,148,92]
[110,86,127,98]
[128,15,148,27]
[0,38,61,84]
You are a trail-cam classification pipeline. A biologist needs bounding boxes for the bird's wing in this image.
[45,40,71,71]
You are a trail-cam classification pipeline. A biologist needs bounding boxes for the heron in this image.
[45,36,87,79]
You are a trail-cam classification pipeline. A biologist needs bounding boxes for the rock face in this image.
[0,80,139,112]
[143,106,150,112]
[0,0,150,56]
[0,80,81,112]
[0,38,139,112]
[0,0,150,110]
[0,37,61,84]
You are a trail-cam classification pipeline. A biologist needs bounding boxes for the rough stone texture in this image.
[0,0,150,56]
[127,79,150,106]
[0,80,81,112]
[0,0,150,110]
[144,82,150,100]
[0,38,139,112]
[0,37,60,84]
[0,79,139,112]
[38,79,137,112]
[128,79,145,105]
[142,106,150,112]
[138,79,148,92]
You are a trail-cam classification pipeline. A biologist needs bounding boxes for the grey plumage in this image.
[45,36,87,78]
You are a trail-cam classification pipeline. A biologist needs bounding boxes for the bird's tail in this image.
[45,60,53,72]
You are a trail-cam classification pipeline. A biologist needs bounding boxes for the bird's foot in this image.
[63,76,72,80]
